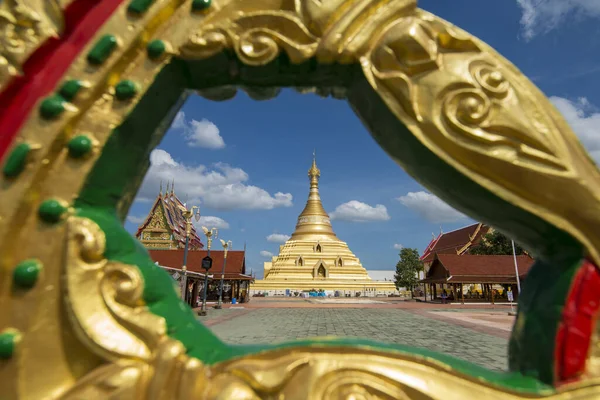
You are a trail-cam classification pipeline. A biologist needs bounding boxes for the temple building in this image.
[250,155,398,296]
[134,182,204,250]
[134,183,251,305]
[420,223,491,272]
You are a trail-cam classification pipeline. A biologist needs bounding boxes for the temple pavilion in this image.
[250,155,398,296]
[134,182,204,250]
[134,183,252,305]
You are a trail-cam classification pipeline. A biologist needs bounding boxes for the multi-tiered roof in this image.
[135,182,204,250]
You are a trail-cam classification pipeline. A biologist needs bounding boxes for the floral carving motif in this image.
[0,0,63,90]
[181,11,318,66]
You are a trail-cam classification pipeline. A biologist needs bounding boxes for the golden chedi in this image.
[251,155,397,295]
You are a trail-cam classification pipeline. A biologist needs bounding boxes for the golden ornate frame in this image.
[1,0,599,398]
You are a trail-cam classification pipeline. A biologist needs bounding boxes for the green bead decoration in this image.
[114,80,139,101]
[13,259,42,289]
[192,0,211,11]
[38,199,68,223]
[67,135,93,158]
[87,34,118,65]
[58,80,84,102]
[147,40,167,60]
[39,96,65,119]
[128,0,154,14]
[0,330,19,360]
[2,143,31,178]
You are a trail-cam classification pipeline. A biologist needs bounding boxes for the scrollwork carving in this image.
[65,217,166,361]
[181,11,318,66]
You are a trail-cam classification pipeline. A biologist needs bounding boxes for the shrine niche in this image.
[0,0,599,399]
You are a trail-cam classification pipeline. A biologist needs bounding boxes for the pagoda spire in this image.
[159,181,163,197]
[290,152,337,240]
[166,181,170,193]
[171,178,175,195]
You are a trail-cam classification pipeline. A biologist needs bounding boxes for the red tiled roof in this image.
[421,223,491,262]
[148,249,250,280]
[421,253,534,283]
[437,253,534,276]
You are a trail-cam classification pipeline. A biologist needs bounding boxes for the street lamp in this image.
[215,239,232,309]
[178,204,200,304]
[199,226,218,316]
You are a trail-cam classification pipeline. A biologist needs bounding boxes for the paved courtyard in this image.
[198,303,512,371]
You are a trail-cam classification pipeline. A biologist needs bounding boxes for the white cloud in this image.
[172,111,225,149]
[393,244,404,250]
[517,0,600,41]
[126,215,146,224]
[260,250,274,257]
[329,200,391,222]
[551,96,600,164]
[194,216,230,230]
[266,233,291,243]
[397,192,466,223]
[135,149,293,211]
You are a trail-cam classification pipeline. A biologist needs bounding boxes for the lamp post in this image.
[199,226,218,316]
[511,240,522,294]
[178,204,200,304]
[215,239,232,309]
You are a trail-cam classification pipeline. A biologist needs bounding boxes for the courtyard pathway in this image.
[198,304,512,371]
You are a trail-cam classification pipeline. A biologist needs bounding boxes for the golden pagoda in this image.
[250,154,397,295]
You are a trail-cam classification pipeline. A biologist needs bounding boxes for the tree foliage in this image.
[469,230,526,256]
[394,248,423,295]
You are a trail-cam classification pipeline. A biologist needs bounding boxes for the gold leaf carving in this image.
[203,348,600,399]
[0,0,64,91]
[65,217,166,362]
[181,9,318,66]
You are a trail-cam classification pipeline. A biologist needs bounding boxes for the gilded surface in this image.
[0,0,599,399]
[252,156,395,292]
[0,0,64,91]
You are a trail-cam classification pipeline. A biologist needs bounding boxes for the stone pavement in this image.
[199,306,510,371]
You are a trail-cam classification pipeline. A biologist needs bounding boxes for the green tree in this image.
[469,230,526,255]
[394,248,423,297]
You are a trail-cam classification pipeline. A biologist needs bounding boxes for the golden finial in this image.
[166,181,170,193]
[159,181,163,196]
[308,150,320,185]
[171,179,175,195]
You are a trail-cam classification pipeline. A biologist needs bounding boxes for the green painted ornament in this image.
[192,0,211,11]
[87,35,118,65]
[0,330,19,359]
[39,96,65,119]
[13,259,42,289]
[147,40,167,60]
[2,143,32,178]
[68,135,93,158]
[114,80,139,101]
[128,0,155,14]
[38,199,68,223]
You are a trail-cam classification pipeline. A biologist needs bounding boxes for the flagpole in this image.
[511,240,521,294]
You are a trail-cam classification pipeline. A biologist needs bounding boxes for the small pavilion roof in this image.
[420,253,534,284]
[420,223,491,263]
[148,249,251,280]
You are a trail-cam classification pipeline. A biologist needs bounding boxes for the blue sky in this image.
[125,0,600,278]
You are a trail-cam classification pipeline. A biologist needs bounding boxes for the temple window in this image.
[315,243,322,253]
[337,257,343,267]
[298,257,304,266]
[317,265,326,278]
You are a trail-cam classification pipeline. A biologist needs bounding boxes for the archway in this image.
[0,0,598,398]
